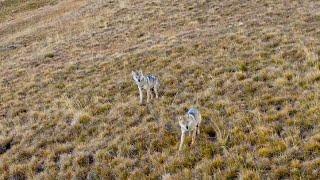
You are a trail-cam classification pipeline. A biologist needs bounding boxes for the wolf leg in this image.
[139,87,143,104]
[179,131,186,151]
[146,88,150,103]
[155,86,159,99]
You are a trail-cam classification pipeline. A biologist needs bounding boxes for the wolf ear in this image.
[178,116,185,124]
[178,116,184,121]
[132,71,138,81]
[178,118,184,126]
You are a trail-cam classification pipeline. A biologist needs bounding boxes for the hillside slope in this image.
[0,0,320,179]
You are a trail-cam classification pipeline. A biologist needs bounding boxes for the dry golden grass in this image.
[0,0,320,179]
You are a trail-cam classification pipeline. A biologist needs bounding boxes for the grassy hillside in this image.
[0,0,320,179]
[0,0,57,22]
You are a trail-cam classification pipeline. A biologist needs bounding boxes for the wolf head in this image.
[132,70,144,84]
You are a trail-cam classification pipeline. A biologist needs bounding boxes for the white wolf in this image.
[178,108,202,151]
[132,70,160,104]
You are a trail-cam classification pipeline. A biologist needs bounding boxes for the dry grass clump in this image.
[0,0,320,179]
